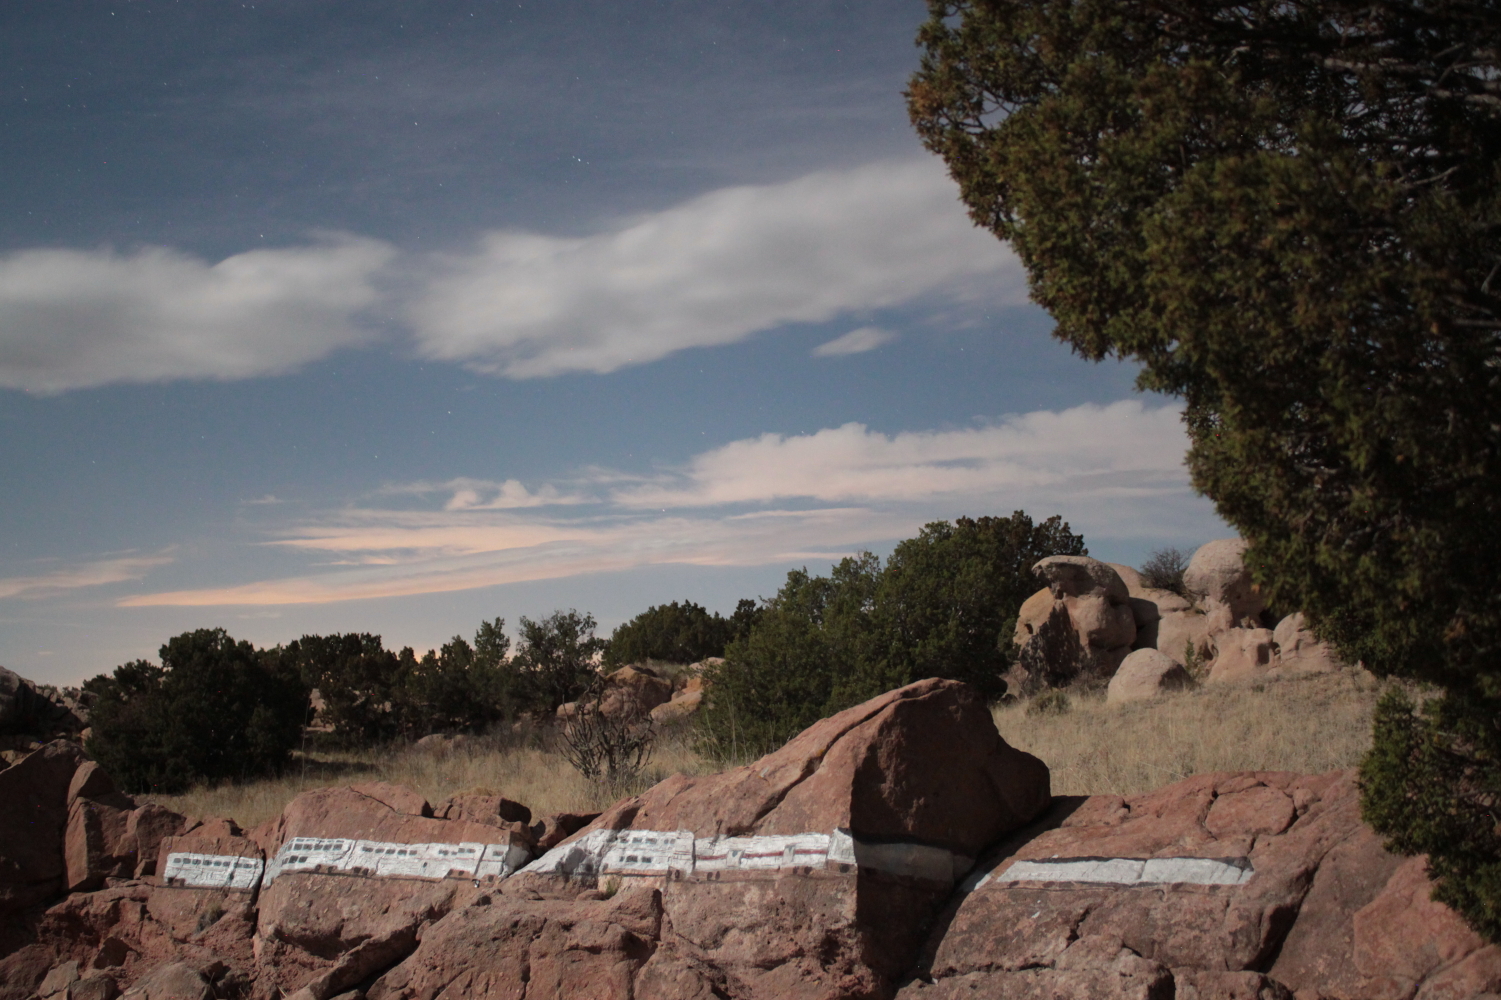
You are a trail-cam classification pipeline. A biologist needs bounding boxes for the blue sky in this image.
[1,0,1227,686]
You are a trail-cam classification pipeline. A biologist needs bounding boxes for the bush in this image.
[1361,686,1501,942]
[281,633,403,745]
[697,512,1086,759]
[85,628,309,794]
[510,610,607,715]
[1139,548,1189,595]
[603,600,735,668]
[559,700,656,787]
[395,626,516,736]
[699,555,880,759]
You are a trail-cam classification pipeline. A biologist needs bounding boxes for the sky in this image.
[0,0,1228,687]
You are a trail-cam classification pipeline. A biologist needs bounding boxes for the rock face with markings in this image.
[899,769,1501,1000]
[373,677,1052,1000]
[4,682,1501,1000]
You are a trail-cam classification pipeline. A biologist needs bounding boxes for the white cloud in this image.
[409,159,1023,378]
[813,326,897,357]
[0,236,394,393]
[117,402,1221,608]
[0,553,174,600]
[614,401,1190,507]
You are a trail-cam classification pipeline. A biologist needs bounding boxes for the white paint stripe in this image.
[985,856,1254,888]
[263,836,531,885]
[519,827,971,884]
[162,852,265,890]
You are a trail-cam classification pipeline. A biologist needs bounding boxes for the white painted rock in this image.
[1107,649,1193,704]
[1274,613,1345,674]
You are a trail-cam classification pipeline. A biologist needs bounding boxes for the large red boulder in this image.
[248,783,535,999]
[33,827,263,999]
[901,770,1501,999]
[366,678,1051,1000]
[0,741,88,916]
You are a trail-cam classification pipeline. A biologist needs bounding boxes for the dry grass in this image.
[144,669,1399,829]
[142,732,717,831]
[994,669,1395,797]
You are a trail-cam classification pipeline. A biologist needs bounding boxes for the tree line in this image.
[84,511,1085,793]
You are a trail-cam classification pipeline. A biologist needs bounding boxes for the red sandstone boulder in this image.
[0,740,87,914]
[34,827,264,998]
[410,678,1051,1000]
[367,885,664,1000]
[531,811,600,851]
[249,784,534,998]
[432,792,535,842]
[902,769,1501,1000]
[63,761,147,893]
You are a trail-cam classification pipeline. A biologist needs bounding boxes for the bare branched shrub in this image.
[1139,547,1190,594]
[559,701,655,788]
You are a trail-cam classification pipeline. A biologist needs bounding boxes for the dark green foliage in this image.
[511,609,607,715]
[871,515,1086,701]
[85,628,309,794]
[1362,686,1501,940]
[1138,548,1189,595]
[908,0,1500,939]
[396,623,516,736]
[699,555,882,760]
[289,620,519,741]
[698,513,1085,759]
[603,601,735,668]
[282,633,402,744]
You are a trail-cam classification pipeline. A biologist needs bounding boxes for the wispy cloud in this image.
[0,162,1016,395]
[613,401,1189,508]
[118,402,1215,608]
[0,236,394,393]
[408,159,1023,378]
[813,326,897,357]
[376,477,591,511]
[0,553,174,600]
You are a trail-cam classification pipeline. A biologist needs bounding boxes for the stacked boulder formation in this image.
[555,659,714,726]
[3,678,1497,999]
[1012,539,1353,702]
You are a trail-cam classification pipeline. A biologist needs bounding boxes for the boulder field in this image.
[1,678,1496,1000]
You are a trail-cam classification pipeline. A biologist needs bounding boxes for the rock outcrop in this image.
[900,770,1501,999]
[3,680,1495,1000]
[0,667,84,743]
[1107,649,1192,705]
[1013,557,1137,689]
[481,677,1051,1000]
[1016,540,1352,698]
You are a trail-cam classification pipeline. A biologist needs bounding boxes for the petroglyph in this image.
[519,827,973,884]
[161,851,265,890]
[262,836,531,884]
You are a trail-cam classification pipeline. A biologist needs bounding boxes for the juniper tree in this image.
[907,0,1501,937]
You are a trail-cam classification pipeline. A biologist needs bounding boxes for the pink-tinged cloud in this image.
[0,553,175,599]
[117,402,1217,608]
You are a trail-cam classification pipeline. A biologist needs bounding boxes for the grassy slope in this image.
[146,669,1391,830]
